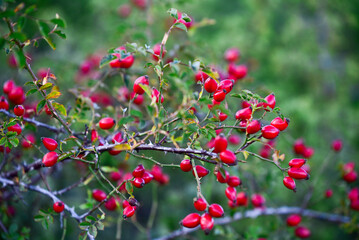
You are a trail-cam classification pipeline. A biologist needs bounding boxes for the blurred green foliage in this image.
[1,0,359,239]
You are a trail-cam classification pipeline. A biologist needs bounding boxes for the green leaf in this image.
[95,221,104,231]
[24,81,36,86]
[125,181,133,195]
[167,8,178,19]
[130,109,143,118]
[0,137,6,146]
[9,138,19,148]
[119,116,135,126]
[125,42,137,52]
[25,5,36,15]
[0,10,15,18]
[181,13,191,23]
[88,225,97,238]
[6,132,17,138]
[174,22,187,32]
[85,216,96,222]
[79,221,91,230]
[50,18,66,28]
[99,54,116,68]
[17,17,26,31]
[52,102,67,116]
[34,215,44,222]
[78,231,88,240]
[37,20,51,37]
[39,82,53,90]
[53,30,66,39]
[15,49,26,68]
[26,88,38,97]
[0,38,5,50]
[36,99,46,113]
[100,166,118,173]
[46,89,62,100]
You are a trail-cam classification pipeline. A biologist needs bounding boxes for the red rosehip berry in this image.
[13,105,25,116]
[22,133,36,148]
[180,159,192,172]
[204,78,218,93]
[220,150,237,165]
[132,177,145,188]
[42,152,58,167]
[224,48,240,62]
[286,214,301,227]
[99,117,115,130]
[0,96,9,110]
[195,71,209,82]
[343,171,357,183]
[91,129,99,143]
[152,44,166,61]
[270,117,289,131]
[302,147,314,158]
[151,88,164,103]
[283,176,296,192]
[225,186,237,202]
[110,171,123,182]
[105,197,118,211]
[216,169,229,183]
[235,107,252,121]
[218,79,234,94]
[118,4,132,18]
[228,64,247,80]
[264,94,276,110]
[325,189,333,198]
[348,188,359,201]
[213,134,228,153]
[3,79,15,94]
[53,201,65,213]
[92,189,107,202]
[7,123,22,135]
[8,86,25,105]
[228,134,241,145]
[332,139,342,152]
[350,199,359,211]
[131,0,147,10]
[288,167,310,180]
[261,125,279,139]
[288,158,306,168]
[295,226,311,238]
[194,198,207,211]
[181,213,201,228]
[227,176,241,187]
[293,139,306,155]
[133,75,149,95]
[251,194,265,208]
[236,192,248,206]
[41,137,58,151]
[132,164,145,178]
[218,112,228,122]
[130,92,144,105]
[208,203,224,218]
[213,90,226,102]
[192,165,209,178]
[142,171,154,184]
[200,213,214,235]
[246,120,261,134]
[123,205,136,219]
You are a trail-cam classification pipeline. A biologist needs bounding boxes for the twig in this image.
[154,206,351,240]
[0,109,63,133]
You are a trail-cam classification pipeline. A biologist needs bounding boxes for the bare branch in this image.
[154,206,351,240]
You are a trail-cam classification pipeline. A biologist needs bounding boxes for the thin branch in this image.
[0,176,82,221]
[154,206,351,240]
[0,109,63,133]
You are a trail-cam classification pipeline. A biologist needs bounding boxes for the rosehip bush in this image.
[0,1,358,240]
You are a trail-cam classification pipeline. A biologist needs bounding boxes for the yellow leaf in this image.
[113,143,131,151]
[242,150,249,160]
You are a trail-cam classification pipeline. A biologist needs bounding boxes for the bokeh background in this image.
[1,0,359,239]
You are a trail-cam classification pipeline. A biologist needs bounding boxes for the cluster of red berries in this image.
[109,46,135,69]
[41,137,59,167]
[293,138,314,159]
[286,214,311,238]
[181,199,224,234]
[342,162,357,183]
[75,55,101,82]
[348,187,359,211]
[283,158,309,192]
[2,79,25,107]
